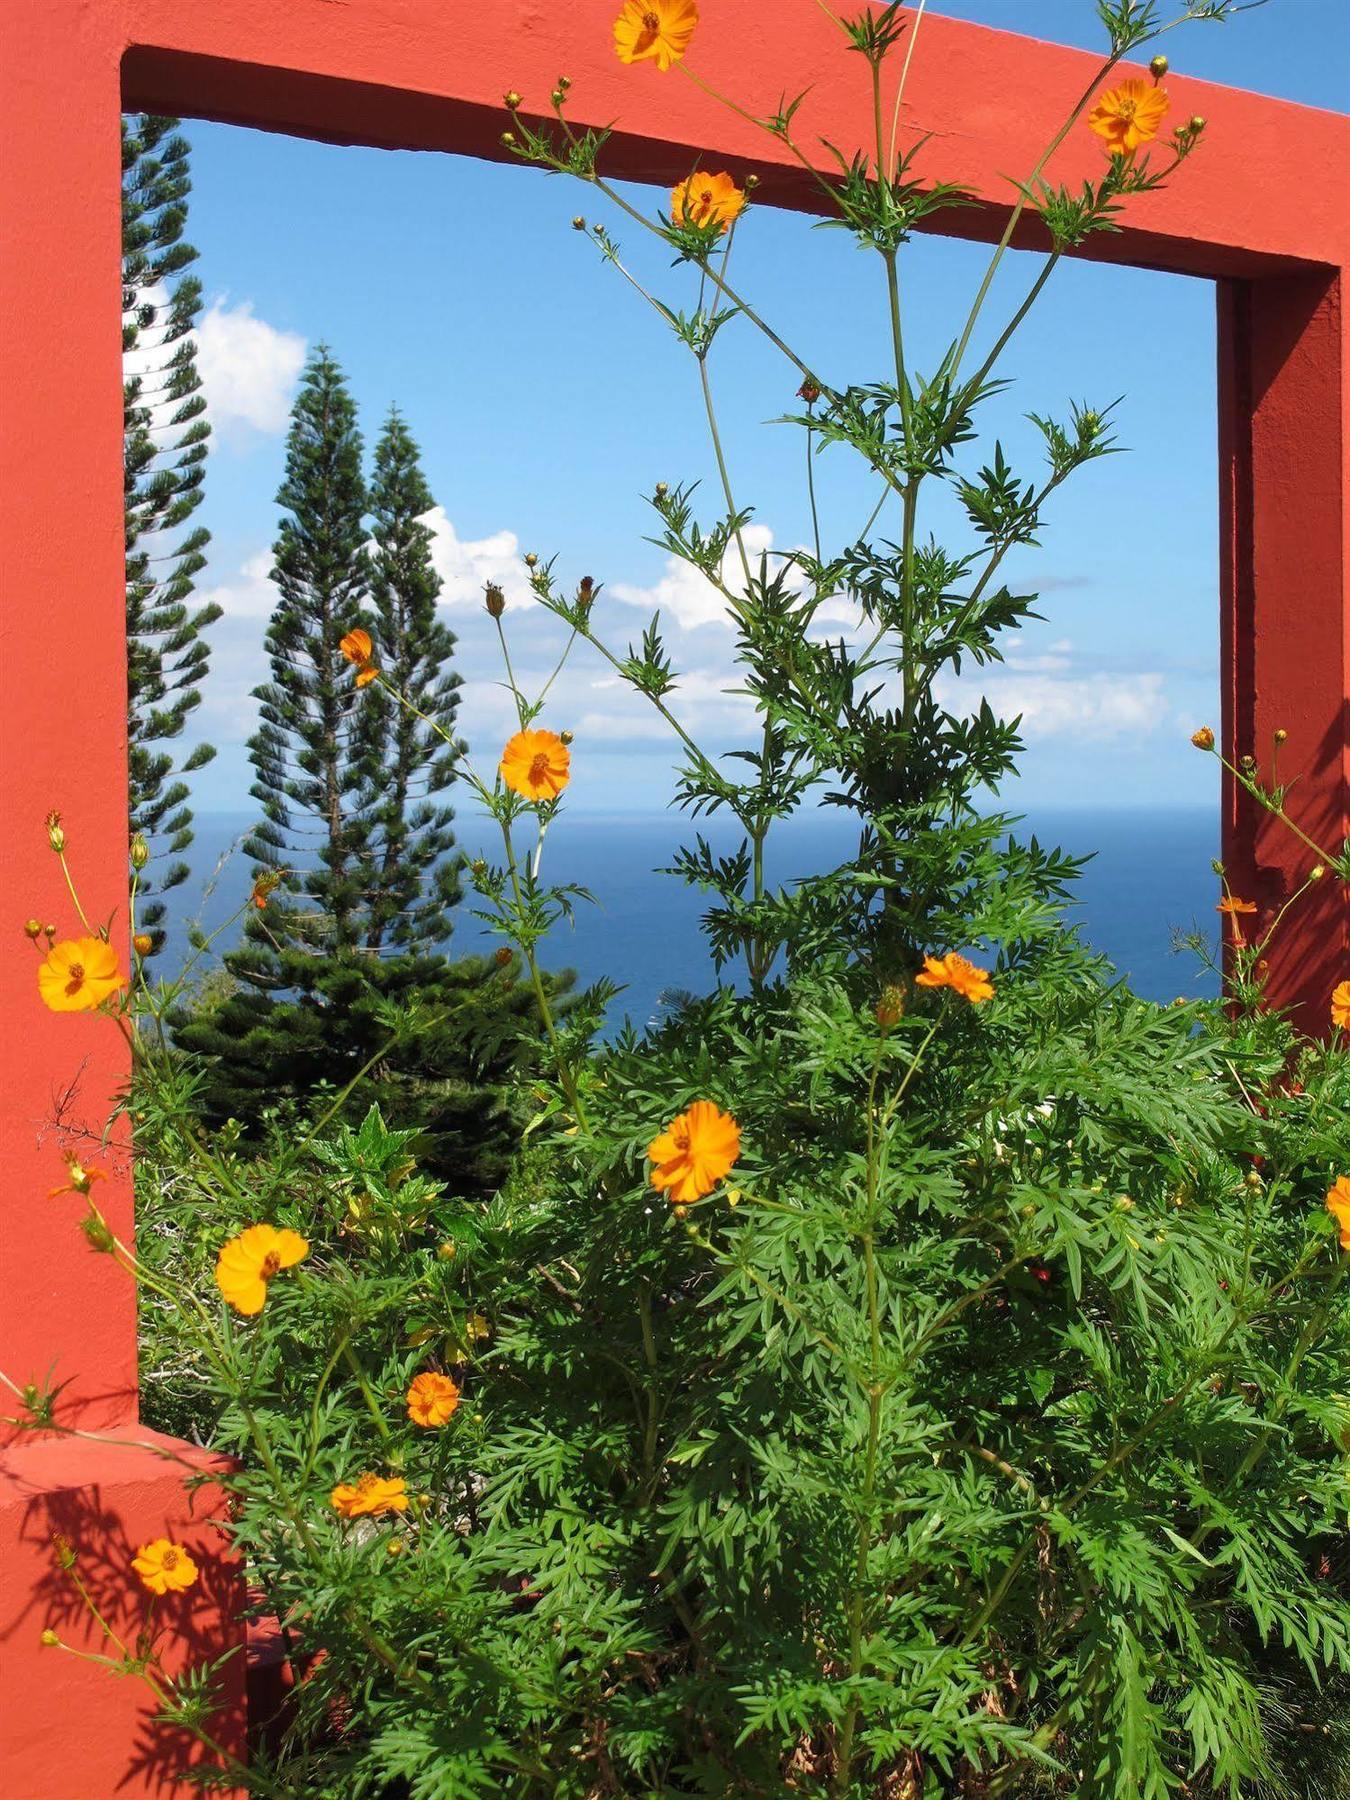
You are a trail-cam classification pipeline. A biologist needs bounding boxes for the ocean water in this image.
[157,806,1221,1027]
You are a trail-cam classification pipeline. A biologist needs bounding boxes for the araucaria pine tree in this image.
[242,342,377,965]
[364,409,463,951]
[122,115,218,950]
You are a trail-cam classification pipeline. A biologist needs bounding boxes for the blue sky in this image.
[168,0,1347,819]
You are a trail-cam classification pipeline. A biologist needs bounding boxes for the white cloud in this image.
[935,667,1168,740]
[424,506,536,612]
[196,549,275,619]
[609,523,780,631]
[195,299,306,434]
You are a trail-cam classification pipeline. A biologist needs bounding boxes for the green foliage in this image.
[123,115,218,951]
[168,950,568,1198]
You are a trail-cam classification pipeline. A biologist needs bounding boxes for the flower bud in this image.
[725,1187,742,1207]
[550,88,566,108]
[654,482,669,500]
[129,833,150,870]
[40,1629,60,1648]
[23,918,42,939]
[560,730,575,746]
[1190,727,1215,751]
[504,90,522,109]
[133,933,153,958]
[797,377,822,405]
[743,173,760,191]
[386,1538,405,1558]
[1312,864,1327,882]
[470,859,487,879]
[45,810,65,853]
[500,131,516,147]
[43,923,57,940]
[875,984,904,1029]
[524,553,538,569]
[1149,54,1168,79]
[557,74,571,91]
[1240,754,1256,770]
[494,946,513,968]
[1245,1169,1263,1191]
[437,1240,457,1261]
[1274,728,1288,744]
[484,582,506,619]
[1189,116,1206,133]
[572,215,587,231]
[80,1214,116,1254]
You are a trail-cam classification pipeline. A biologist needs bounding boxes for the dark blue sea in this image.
[158,808,1221,1027]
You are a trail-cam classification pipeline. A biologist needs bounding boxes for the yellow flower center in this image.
[528,752,553,785]
[261,1251,281,1279]
[1117,98,1137,121]
[65,963,85,993]
[642,9,660,29]
[161,1547,179,1570]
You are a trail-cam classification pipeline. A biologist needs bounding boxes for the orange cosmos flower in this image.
[1216,896,1258,917]
[1333,981,1350,1030]
[339,626,379,687]
[50,1156,106,1199]
[132,1538,198,1596]
[37,937,126,1013]
[613,0,698,69]
[330,1472,409,1520]
[406,1371,461,1428]
[915,952,995,1004]
[499,729,571,801]
[214,1223,309,1316]
[1327,1177,1350,1250]
[648,1099,740,1204]
[1088,78,1169,158]
[671,171,746,235]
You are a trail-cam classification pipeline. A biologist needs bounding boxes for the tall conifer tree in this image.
[123,115,217,948]
[236,342,376,977]
[364,410,463,952]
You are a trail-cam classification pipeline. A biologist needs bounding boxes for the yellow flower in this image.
[499,729,571,801]
[339,626,379,687]
[50,1156,106,1199]
[37,937,126,1013]
[1088,78,1169,158]
[214,1223,309,1315]
[1191,726,1215,751]
[1333,981,1350,1031]
[613,0,698,69]
[670,171,746,235]
[132,1538,198,1596]
[330,1472,409,1519]
[1327,1177,1350,1249]
[406,1371,461,1428]
[648,1099,740,1204]
[915,952,995,1004]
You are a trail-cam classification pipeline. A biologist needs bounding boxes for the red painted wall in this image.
[0,2,1346,1793]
